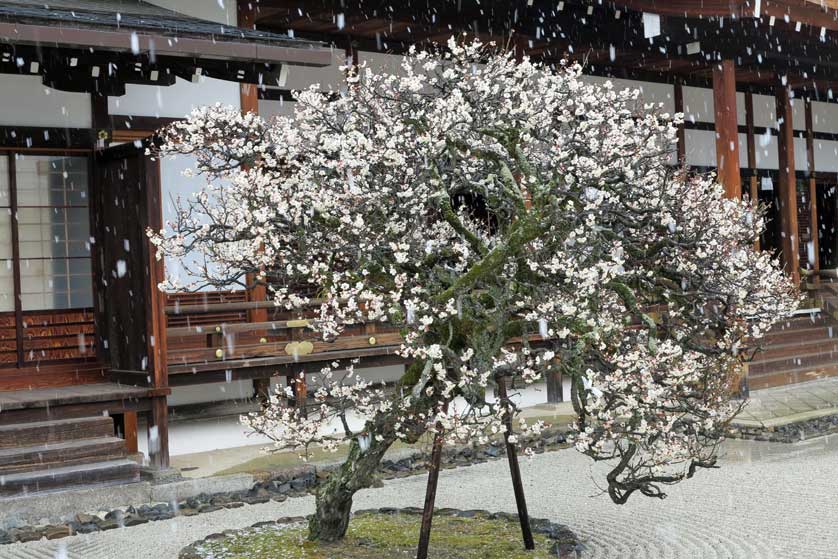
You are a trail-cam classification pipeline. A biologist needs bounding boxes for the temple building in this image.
[1,0,837,495]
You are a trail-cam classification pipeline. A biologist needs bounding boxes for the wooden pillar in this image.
[744,92,760,251]
[776,85,801,285]
[144,152,170,468]
[546,371,563,403]
[148,397,170,469]
[805,98,820,273]
[712,60,742,199]
[238,1,270,403]
[287,372,308,417]
[123,411,139,454]
[674,82,686,165]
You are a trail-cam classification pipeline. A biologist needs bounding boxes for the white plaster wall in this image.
[0,75,91,127]
[169,380,254,406]
[682,85,714,124]
[167,364,405,408]
[735,93,777,128]
[753,131,779,169]
[284,49,345,91]
[812,101,838,133]
[582,75,675,113]
[685,129,717,167]
[813,139,838,172]
[108,77,240,118]
[258,99,296,121]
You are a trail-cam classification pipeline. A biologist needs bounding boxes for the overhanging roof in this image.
[0,0,332,94]
[251,0,838,100]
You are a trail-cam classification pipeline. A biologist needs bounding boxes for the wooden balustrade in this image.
[164,292,404,383]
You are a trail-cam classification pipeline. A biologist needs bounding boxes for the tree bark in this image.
[308,432,396,542]
[308,360,430,542]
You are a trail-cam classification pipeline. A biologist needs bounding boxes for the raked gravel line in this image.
[2,437,837,559]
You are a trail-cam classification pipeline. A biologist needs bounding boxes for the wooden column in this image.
[238,2,271,403]
[712,60,742,199]
[123,411,139,454]
[744,92,760,250]
[148,397,170,468]
[145,155,170,468]
[776,85,801,285]
[674,82,686,165]
[546,371,563,403]
[805,98,820,273]
[287,372,308,417]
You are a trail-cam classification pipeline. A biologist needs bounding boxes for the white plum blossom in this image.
[150,37,798,518]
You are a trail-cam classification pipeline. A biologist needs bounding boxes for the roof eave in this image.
[0,21,333,67]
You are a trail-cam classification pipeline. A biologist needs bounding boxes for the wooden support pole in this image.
[674,82,686,165]
[805,98,820,274]
[416,417,446,559]
[144,140,170,468]
[239,0,268,325]
[776,85,801,285]
[287,372,308,417]
[123,411,139,454]
[147,396,170,468]
[497,376,535,550]
[546,370,563,403]
[712,60,742,199]
[253,377,271,405]
[239,2,270,404]
[744,91,760,251]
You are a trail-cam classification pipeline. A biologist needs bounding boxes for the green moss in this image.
[192,513,567,559]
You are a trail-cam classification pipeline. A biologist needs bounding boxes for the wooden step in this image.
[0,437,127,475]
[0,416,114,450]
[752,338,838,362]
[0,459,140,497]
[749,348,838,376]
[758,325,836,346]
[748,363,838,390]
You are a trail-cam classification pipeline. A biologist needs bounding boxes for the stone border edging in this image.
[728,413,838,443]
[177,507,581,559]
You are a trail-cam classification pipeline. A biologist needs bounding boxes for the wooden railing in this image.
[164,292,403,378]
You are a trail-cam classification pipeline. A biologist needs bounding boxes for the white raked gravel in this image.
[2,437,837,559]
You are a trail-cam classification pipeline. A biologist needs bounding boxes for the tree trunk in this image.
[308,432,395,541]
[307,361,432,542]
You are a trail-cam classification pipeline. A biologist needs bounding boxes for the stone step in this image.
[0,459,140,498]
[0,416,114,450]
[0,437,127,475]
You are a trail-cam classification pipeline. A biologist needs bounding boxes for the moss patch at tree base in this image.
[182,509,577,559]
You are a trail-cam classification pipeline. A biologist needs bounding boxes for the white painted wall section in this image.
[108,77,241,118]
[0,75,91,128]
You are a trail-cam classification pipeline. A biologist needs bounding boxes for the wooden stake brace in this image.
[416,376,535,559]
